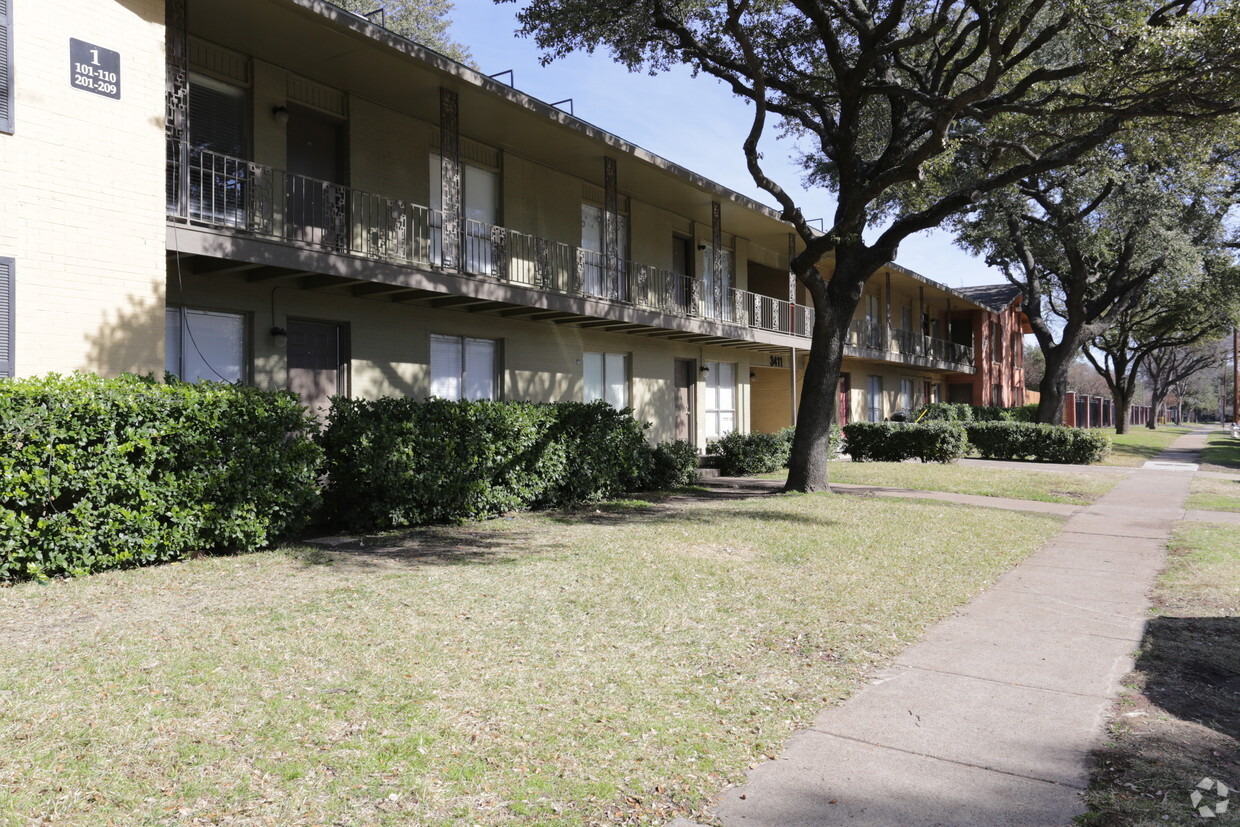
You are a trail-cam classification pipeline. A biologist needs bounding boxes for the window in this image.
[868,375,883,422]
[1,0,12,134]
[583,351,628,409]
[993,383,1003,407]
[704,361,736,439]
[899,378,914,412]
[165,307,246,383]
[992,320,1003,363]
[183,74,249,224]
[429,155,499,274]
[430,334,497,401]
[0,256,12,377]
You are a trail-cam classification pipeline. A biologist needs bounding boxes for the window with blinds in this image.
[165,307,247,384]
[189,73,246,156]
[0,257,13,377]
[583,351,628,409]
[0,0,11,134]
[430,334,497,401]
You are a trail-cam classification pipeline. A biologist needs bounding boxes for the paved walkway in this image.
[680,430,1217,826]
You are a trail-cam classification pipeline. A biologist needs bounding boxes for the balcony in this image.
[848,319,974,371]
[165,141,972,371]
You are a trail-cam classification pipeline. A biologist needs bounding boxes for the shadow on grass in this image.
[300,526,567,570]
[302,490,842,569]
[1200,436,1240,471]
[1136,616,1240,742]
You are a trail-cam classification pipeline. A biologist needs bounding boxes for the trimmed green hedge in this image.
[317,398,671,530]
[915,402,1037,423]
[965,422,1111,464]
[842,421,969,463]
[0,374,322,581]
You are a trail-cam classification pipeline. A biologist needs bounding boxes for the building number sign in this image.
[70,39,121,100]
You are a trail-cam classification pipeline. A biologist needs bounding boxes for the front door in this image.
[287,320,347,415]
[674,358,695,442]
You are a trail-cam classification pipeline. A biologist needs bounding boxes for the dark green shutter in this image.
[0,0,11,133]
[0,257,12,377]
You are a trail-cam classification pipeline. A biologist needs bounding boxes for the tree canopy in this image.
[952,129,1239,424]
[335,0,473,64]
[510,0,1240,490]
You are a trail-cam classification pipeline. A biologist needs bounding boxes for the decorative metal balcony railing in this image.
[166,141,972,369]
[849,319,974,367]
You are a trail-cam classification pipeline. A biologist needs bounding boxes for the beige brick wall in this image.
[169,266,751,447]
[0,0,167,377]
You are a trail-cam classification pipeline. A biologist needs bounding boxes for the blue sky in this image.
[449,0,1007,289]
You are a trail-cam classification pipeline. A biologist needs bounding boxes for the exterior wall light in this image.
[272,106,290,126]
[270,326,288,347]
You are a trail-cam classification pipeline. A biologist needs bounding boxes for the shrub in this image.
[775,425,843,462]
[914,402,974,422]
[970,405,1009,422]
[317,398,655,530]
[643,439,700,488]
[842,421,968,463]
[707,430,790,476]
[965,422,1111,464]
[916,402,1039,424]
[1009,403,1039,422]
[0,374,322,581]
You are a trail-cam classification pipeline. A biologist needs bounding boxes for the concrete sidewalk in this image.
[682,430,1211,826]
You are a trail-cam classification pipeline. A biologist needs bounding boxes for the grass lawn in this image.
[759,462,1123,505]
[0,494,1063,826]
[1082,521,1240,825]
[1098,426,1194,467]
[1186,475,1240,513]
[1199,432,1240,472]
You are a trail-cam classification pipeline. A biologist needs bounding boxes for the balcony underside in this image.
[167,225,799,352]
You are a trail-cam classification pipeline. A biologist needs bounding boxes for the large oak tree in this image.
[509,0,1240,490]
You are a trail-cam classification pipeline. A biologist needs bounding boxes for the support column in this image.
[884,271,892,348]
[789,347,798,426]
[165,0,189,217]
[712,201,724,315]
[788,233,797,334]
[604,157,619,298]
[439,88,461,270]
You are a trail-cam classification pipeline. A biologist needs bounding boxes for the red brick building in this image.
[943,284,1031,408]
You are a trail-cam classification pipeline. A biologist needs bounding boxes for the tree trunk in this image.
[785,301,850,493]
[1148,388,1167,430]
[1036,352,1072,424]
[1114,394,1131,435]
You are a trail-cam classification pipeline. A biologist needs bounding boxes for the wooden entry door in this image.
[674,359,696,442]
[287,320,347,415]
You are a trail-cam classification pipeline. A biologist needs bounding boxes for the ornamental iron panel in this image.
[535,238,550,288]
[491,225,508,280]
[439,88,461,269]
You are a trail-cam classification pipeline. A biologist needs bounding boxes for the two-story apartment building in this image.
[0,0,1026,448]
